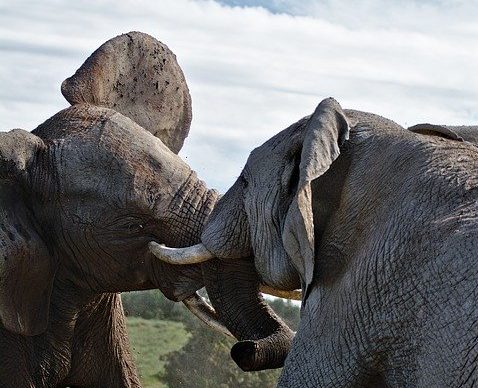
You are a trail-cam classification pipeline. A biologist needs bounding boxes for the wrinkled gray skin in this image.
[187,98,478,387]
[0,105,218,387]
[0,31,292,387]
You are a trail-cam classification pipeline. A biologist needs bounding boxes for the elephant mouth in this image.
[148,241,302,300]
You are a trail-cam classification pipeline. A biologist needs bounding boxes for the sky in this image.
[1,0,477,192]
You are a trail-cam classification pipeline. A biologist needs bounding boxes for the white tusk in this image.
[149,242,214,265]
[182,293,234,338]
[260,285,302,301]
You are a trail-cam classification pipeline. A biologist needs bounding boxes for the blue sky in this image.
[1,0,477,192]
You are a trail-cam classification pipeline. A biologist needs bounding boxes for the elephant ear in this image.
[409,123,478,145]
[282,98,349,299]
[408,123,464,141]
[61,31,192,154]
[0,130,56,336]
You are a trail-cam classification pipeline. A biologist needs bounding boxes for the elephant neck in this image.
[164,171,219,247]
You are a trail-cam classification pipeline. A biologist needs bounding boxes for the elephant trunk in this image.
[202,257,294,371]
[146,173,295,369]
[148,173,219,301]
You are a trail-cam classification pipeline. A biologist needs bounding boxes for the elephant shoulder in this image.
[344,109,404,133]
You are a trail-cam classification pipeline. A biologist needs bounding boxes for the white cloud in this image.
[0,0,477,191]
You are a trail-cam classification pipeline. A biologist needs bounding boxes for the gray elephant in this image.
[0,32,293,387]
[152,98,478,386]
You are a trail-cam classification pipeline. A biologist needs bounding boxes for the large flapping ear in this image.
[61,31,192,154]
[282,98,349,300]
[409,123,478,145]
[0,130,56,336]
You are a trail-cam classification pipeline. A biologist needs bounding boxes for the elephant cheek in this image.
[202,223,253,259]
[201,179,253,259]
[254,247,301,290]
[201,203,252,259]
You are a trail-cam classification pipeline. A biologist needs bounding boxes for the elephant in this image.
[0,31,294,387]
[0,31,200,387]
[151,97,478,386]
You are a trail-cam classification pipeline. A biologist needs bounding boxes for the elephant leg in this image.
[63,293,141,388]
[0,328,36,387]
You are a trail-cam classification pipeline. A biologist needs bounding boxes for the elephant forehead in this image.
[48,106,190,200]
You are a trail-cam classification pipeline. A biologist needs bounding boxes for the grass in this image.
[126,317,191,388]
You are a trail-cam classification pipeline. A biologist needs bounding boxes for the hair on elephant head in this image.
[153,97,478,386]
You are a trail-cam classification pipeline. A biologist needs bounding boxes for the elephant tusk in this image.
[149,242,214,264]
[259,285,302,301]
[182,293,234,338]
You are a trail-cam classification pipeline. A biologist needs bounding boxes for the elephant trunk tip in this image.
[230,331,294,371]
[231,340,260,371]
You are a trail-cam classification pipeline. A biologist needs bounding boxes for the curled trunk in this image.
[202,258,294,371]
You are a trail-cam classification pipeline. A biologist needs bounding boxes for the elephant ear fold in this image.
[0,130,56,336]
[409,123,478,145]
[282,98,349,298]
[61,31,192,154]
[408,123,464,141]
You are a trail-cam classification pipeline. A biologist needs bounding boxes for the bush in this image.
[122,289,301,387]
[161,316,283,388]
[122,290,191,321]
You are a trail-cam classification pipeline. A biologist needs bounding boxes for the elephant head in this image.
[202,98,350,296]
[0,106,215,339]
[0,32,214,339]
[149,98,354,369]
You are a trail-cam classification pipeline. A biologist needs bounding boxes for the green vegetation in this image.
[124,290,300,387]
[127,317,190,387]
[162,315,282,388]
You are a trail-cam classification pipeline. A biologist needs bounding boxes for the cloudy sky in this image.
[1,0,477,192]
